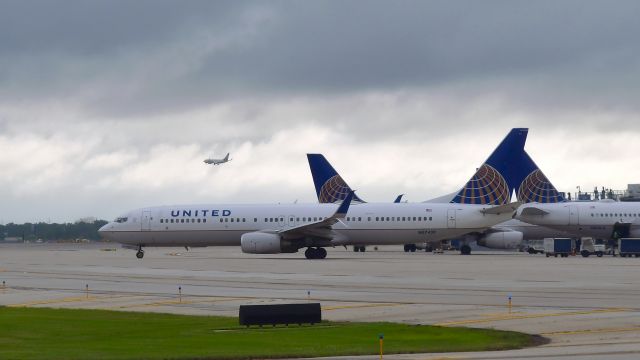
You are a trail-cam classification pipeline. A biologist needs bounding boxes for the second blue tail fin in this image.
[450,128,529,205]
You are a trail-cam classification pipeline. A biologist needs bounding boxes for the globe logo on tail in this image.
[319,175,363,203]
[517,169,564,203]
[451,164,510,205]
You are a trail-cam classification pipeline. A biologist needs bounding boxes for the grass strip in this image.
[0,307,538,359]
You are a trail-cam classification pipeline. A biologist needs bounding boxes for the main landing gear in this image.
[460,244,471,255]
[136,245,145,259]
[305,247,327,259]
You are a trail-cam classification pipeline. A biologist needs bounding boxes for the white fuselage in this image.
[99,202,514,248]
[516,200,640,239]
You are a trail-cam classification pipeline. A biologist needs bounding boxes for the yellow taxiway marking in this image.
[7,295,106,307]
[542,326,640,336]
[322,303,402,311]
[435,308,629,326]
[116,296,245,309]
[6,294,134,308]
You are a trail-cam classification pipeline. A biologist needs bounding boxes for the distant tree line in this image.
[0,220,109,241]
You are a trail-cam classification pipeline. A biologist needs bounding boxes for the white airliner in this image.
[516,200,640,240]
[204,153,231,165]
[98,191,518,259]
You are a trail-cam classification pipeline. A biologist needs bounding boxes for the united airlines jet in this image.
[98,146,520,259]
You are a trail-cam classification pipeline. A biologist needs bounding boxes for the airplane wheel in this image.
[360,246,366,252]
[460,245,471,255]
[596,252,604,257]
[136,250,144,259]
[305,248,314,259]
[318,248,327,259]
[353,246,359,252]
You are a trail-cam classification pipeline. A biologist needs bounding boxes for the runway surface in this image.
[1,243,640,359]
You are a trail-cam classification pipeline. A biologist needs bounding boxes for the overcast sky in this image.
[1,0,640,223]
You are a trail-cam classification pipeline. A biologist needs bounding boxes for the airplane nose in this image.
[98,223,113,239]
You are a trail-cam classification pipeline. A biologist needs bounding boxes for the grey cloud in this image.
[2,1,640,117]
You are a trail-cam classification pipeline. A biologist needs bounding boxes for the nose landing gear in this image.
[136,245,145,259]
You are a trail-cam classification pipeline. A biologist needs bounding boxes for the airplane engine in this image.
[240,232,298,254]
[477,231,523,249]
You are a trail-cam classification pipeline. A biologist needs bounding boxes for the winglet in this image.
[394,194,404,203]
[334,190,355,219]
[481,201,522,215]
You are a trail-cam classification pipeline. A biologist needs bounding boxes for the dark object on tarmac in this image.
[239,303,321,327]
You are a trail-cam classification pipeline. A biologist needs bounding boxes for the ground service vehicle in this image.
[618,238,640,257]
[544,238,573,258]
[580,238,605,257]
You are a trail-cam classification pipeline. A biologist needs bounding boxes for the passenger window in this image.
[358,217,362,221]
[231,218,234,222]
[170,219,174,223]
[203,219,206,223]
[243,218,246,222]
[220,218,223,222]
[254,218,257,222]
[197,219,201,223]
[386,217,390,221]
[296,218,300,222]
[429,217,433,221]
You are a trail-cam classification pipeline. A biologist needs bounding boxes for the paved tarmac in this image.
[1,243,640,359]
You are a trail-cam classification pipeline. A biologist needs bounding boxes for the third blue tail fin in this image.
[307,154,365,204]
[516,151,565,203]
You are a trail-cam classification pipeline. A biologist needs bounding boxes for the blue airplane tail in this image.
[450,128,529,205]
[307,154,365,204]
[515,151,565,203]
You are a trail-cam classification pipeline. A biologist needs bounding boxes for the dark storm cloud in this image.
[1,0,640,116]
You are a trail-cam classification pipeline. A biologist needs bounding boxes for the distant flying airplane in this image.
[204,153,231,165]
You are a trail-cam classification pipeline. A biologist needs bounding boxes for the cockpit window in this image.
[115,217,128,223]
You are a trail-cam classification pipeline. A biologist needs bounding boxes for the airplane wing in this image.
[519,206,549,216]
[278,191,354,240]
[480,201,522,215]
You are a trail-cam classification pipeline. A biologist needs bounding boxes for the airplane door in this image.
[447,209,456,228]
[569,206,579,225]
[141,210,152,231]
